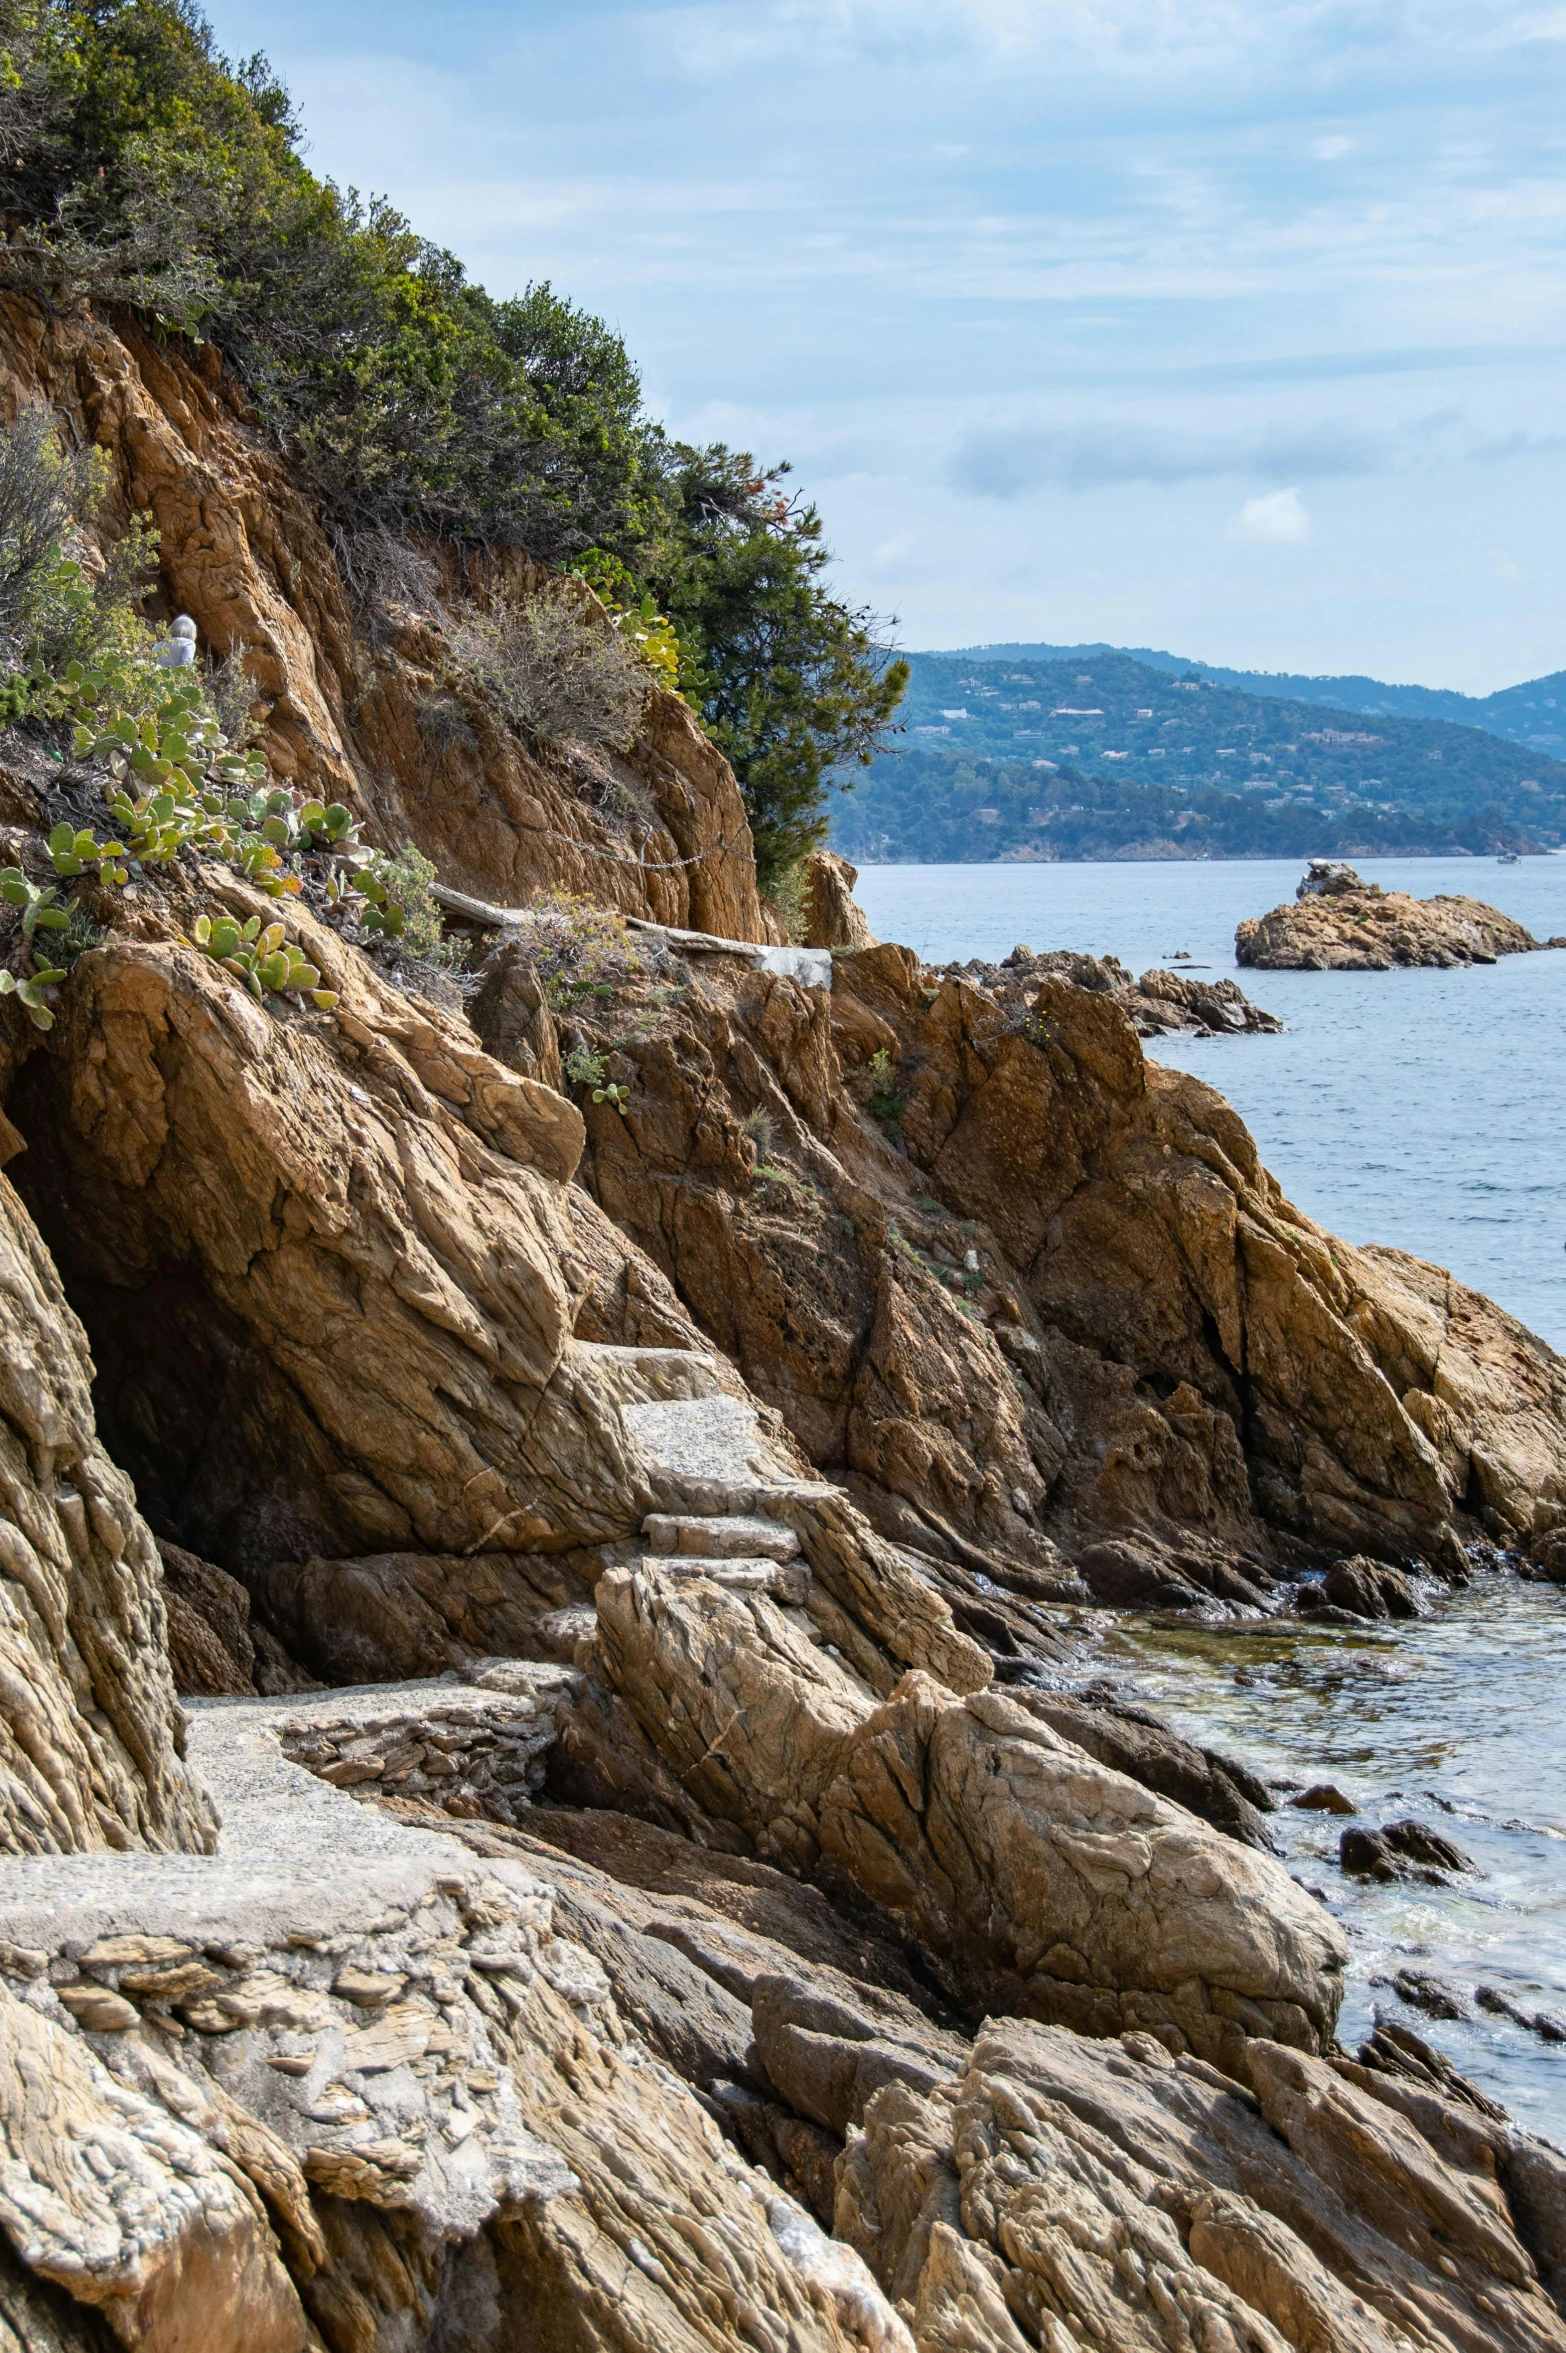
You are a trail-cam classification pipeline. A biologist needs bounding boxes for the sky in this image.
[198,0,1566,693]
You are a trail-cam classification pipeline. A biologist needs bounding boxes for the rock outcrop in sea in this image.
[0,304,1565,2352]
[1236,858,1566,969]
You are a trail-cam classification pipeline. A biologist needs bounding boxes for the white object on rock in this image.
[756,944,832,990]
[154,613,198,668]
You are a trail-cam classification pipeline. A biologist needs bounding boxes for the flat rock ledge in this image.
[0,1670,905,2353]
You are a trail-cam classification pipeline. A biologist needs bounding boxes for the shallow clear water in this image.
[1106,1582,1566,2140]
[853,856,1566,1349]
[853,854,1566,2130]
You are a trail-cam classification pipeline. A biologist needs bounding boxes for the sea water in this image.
[853,854,1566,2134]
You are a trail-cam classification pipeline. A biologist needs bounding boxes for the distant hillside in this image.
[832,649,1566,863]
[947,641,1566,756]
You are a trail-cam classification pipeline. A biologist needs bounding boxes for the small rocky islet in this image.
[1237,856,1566,969]
[2,268,1566,2353]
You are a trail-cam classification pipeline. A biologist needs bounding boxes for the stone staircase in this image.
[640,1510,810,1603]
[616,1386,845,1612]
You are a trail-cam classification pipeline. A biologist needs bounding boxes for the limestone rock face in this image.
[0,1176,212,1856]
[0,298,769,941]
[1236,867,1549,968]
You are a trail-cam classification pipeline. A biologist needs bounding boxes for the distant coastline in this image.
[844,841,1561,865]
[835,646,1566,866]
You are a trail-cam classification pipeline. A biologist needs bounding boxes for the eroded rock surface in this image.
[9,899,704,1575]
[536,922,1566,1595]
[803,853,877,952]
[835,2015,1566,2353]
[1236,863,1557,969]
[0,1686,894,2353]
[593,1563,1345,2069]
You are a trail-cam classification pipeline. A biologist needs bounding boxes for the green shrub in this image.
[0,407,106,669]
[0,406,161,700]
[513,890,648,1000]
[204,645,261,747]
[562,1039,628,1111]
[763,858,808,944]
[865,1046,907,1123]
[359,841,462,964]
[0,864,69,1026]
[0,2,905,886]
[567,550,681,694]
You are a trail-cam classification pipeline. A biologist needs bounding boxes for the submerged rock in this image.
[1342,1818,1478,1881]
[1393,1967,1474,2020]
[1292,1781,1359,1814]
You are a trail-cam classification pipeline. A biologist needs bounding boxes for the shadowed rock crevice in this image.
[9,1056,352,1572]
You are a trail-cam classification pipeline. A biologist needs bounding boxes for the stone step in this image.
[643,1513,801,1562]
[649,1474,843,1518]
[638,1555,811,1605]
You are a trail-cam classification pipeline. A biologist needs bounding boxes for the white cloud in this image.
[1313,133,1353,159]
[1231,487,1312,542]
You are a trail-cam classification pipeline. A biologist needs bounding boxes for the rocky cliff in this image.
[0,298,1564,2352]
[0,297,770,942]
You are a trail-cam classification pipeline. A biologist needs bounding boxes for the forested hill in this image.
[830,649,1566,863]
[947,641,1566,756]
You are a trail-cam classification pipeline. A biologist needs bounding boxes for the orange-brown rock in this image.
[593,1565,1347,2065]
[4,886,727,1579]
[518,926,1566,1593]
[1236,862,1553,968]
[802,852,876,951]
[0,296,770,941]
